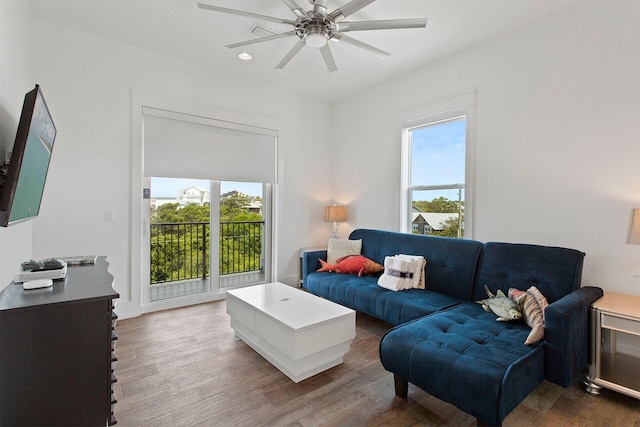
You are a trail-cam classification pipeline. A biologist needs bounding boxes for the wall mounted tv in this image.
[0,84,57,227]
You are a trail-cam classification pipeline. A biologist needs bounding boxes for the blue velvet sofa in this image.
[302,229,603,426]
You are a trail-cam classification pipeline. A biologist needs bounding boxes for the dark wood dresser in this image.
[0,256,119,426]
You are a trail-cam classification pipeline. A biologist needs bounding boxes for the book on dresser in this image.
[0,256,119,426]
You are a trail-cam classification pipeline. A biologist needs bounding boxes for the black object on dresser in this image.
[0,256,119,426]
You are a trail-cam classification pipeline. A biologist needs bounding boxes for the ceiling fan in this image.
[197,0,428,72]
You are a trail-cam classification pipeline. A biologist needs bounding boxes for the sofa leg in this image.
[394,375,408,398]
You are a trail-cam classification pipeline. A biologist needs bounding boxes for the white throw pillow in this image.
[327,239,362,265]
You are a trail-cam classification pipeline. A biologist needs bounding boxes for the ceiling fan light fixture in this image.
[304,32,327,48]
[238,52,253,61]
[198,1,428,72]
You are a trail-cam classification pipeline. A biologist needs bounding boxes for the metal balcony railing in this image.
[150,220,264,285]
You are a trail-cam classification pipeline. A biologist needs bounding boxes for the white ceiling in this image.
[28,0,587,103]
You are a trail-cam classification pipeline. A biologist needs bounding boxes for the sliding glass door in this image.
[148,178,271,302]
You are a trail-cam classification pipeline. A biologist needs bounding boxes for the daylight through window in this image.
[407,117,466,238]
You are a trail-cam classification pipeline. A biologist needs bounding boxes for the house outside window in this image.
[178,186,211,206]
[399,91,475,238]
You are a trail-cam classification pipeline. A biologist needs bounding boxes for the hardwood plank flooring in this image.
[114,300,640,426]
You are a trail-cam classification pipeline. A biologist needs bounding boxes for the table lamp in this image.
[324,205,347,239]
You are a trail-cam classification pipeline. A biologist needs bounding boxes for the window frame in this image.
[398,91,476,238]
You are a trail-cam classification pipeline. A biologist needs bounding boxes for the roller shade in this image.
[143,107,277,183]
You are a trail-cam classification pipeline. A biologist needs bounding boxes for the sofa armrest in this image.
[301,250,327,288]
[543,286,603,387]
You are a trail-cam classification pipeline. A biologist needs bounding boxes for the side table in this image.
[585,292,640,399]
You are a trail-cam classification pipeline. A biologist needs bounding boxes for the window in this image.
[409,118,465,238]
[399,91,475,238]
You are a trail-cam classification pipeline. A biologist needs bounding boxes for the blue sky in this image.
[151,177,262,198]
[410,118,465,201]
[411,118,466,186]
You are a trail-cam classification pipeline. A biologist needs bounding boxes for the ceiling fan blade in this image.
[329,0,376,21]
[281,0,308,18]
[197,3,295,26]
[319,44,337,73]
[226,31,297,49]
[312,0,329,17]
[335,19,428,32]
[275,39,306,70]
[332,33,390,58]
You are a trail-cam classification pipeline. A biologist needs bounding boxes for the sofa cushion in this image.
[474,242,585,303]
[349,229,483,301]
[305,272,463,325]
[380,302,545,425]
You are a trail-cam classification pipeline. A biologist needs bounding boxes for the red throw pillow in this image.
[317,255,384,277]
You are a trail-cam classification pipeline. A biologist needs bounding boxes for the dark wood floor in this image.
[114,300,640,426]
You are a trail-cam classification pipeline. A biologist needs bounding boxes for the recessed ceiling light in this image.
[238,52,252,61]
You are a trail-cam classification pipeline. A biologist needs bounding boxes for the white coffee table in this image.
[226,282,355,383]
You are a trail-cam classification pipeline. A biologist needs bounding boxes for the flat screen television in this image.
[0,84,57,227]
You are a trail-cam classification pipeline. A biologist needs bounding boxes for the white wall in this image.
[11,1,640,311]
[0,1,36,288]
[29,21,333,316]
[332,1,640,295]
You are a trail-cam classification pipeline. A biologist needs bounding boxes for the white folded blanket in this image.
[377,254,426,291]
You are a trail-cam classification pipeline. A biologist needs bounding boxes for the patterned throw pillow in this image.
[527,285,549,321]
[508,288,545,345]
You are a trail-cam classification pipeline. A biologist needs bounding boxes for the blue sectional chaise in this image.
[302,229,603,426]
